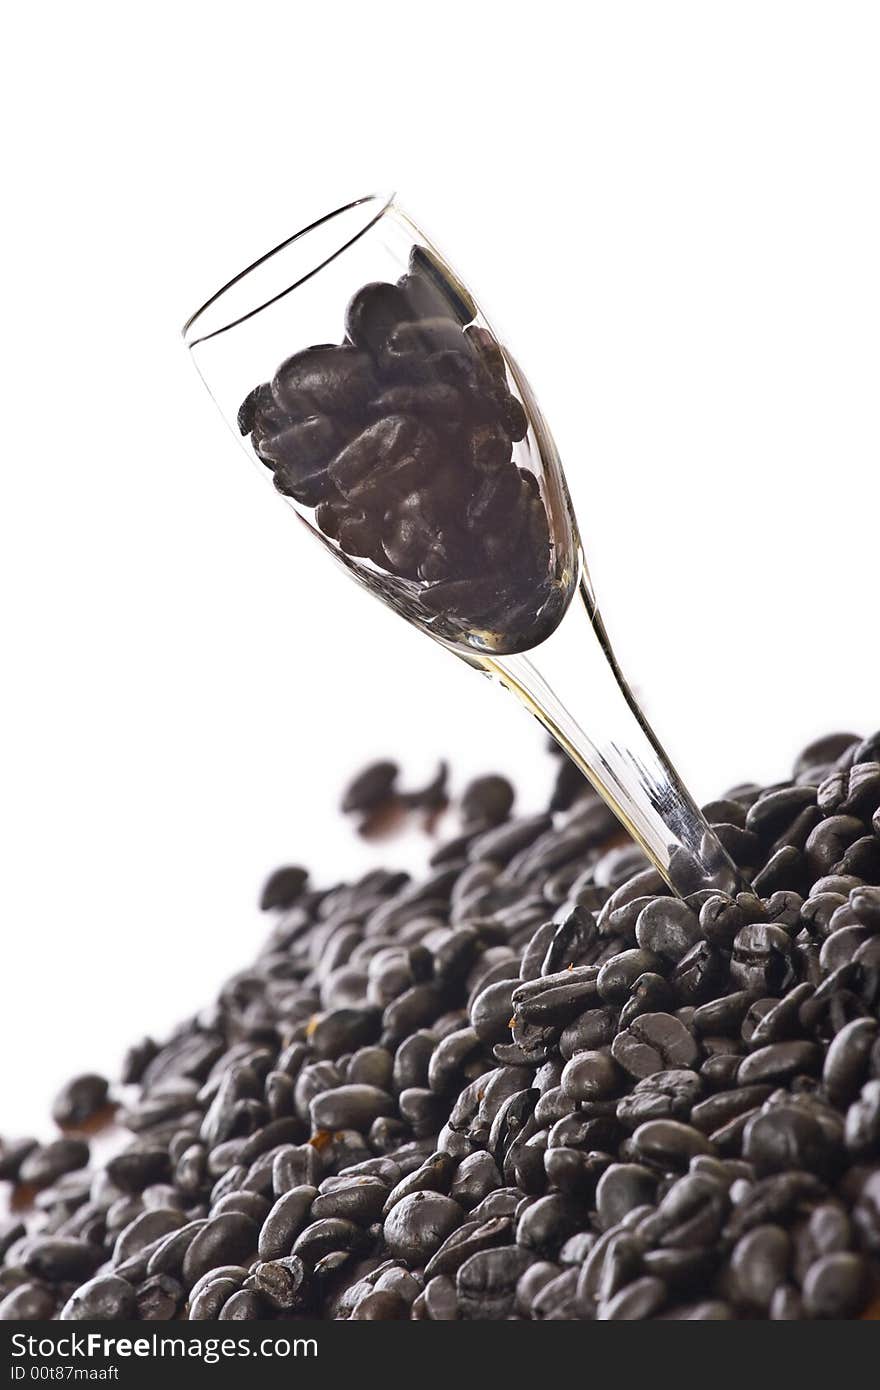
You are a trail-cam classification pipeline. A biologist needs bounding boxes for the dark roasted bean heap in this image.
[3,730,880,1321]
[236,246,570,654]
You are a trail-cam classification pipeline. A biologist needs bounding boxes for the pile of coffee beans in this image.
[3,729,880,1320]
[237,246,569,653]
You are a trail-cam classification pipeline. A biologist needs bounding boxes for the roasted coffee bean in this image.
[616,1069,703,1131]
[136,1274,183,1321]
[260,866,308,911]
[460,775,515,829]
[742,1105,838,1175]
[844,1080,880,1157]
[382,1152,456,1213]
[217,1288,265,1319]
[559,1007,618,1058]
[804,815,865,876]
[822,1018,878,1107]
[106,1146,170,1193]
[730,923,793,994]
[618,973,675,1028]
[311,1176,388,1225]
[0,1136,39,1183]
[730,1224,791,1310]
[597,950,664,1004]
[59,1274,135,1321]
[114,1208,187,1266]
[560,1051,622,1102]
[0,1284,57,1320]
[348,1288,406,1319]
[23,1238,104,1284]
[182,1214,258,1287]
[630,1120,712,1167]
[470,979,516,1044]
[420,1273,459,1320]
[850,885,880,929]
[382,1192,463,1265]
[725,1171,826,1240]
[515,1194,577,1256]
[446,1152,500,1211]
[424,1216,511,1278]
[254,1185,316,1261]
[595,1165,657,1230]
[268,1143,320,1195]
[427,1028,481,1095]
[188,1274,243,1320]
[746,787,817,843]
[635,899,702,962]
[309,1084,393,1133]
[640,1171,729,1249]
[737,1040,821,1086]
[341,761,399,815]
[598,1275,666,1321]
[802,1252,868,1318]
[52,1074,109,1127]
[19,1138,90,1189]
[456,1245,531,1319]
[670,941,726,1004]
[249,1255,307,1311]
[144,1219,207,1277]
[612,1013,700,1078]
[292,1217,366,1267]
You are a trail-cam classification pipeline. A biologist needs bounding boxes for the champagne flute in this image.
[183,193,746,898]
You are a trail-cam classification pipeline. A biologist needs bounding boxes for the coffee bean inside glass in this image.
[184,194,746,897]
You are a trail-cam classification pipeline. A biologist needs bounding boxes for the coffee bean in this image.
[59,1274,135,1320]
[309,1084,394,1132]
[631,1120,713,1167]
[52,1074,110,1127]
[559,1008,617,1057]
[0,1284,58,1320]
[595,1165,657,1230]
[616,1070,703,1130]
[311,1176,388,1224]
[460,775,515,829]
[19,1139,90,1189]
[456,1245,531,1319]
[823,1018,878,1107]
[292,1217,366,1266]
[802,1251,868,1318]
[598,1275,666,1320]
[612,1013,700,1078]
[730,923,793,994]
[635,899,702,962]
[746,787,817,842]
[424,1215,512,1277]
[597,950,664,1004]
[845,1080,880,1157]
[383,1192,463,1265]
[136,1274,183,1320]
[737,1041,821,1086]
[249,1255,307,1311]
[260,866,309,911]
[182,1214,258,1288]
[188,1274,243,1320]
[23,1238,104,1284]
[730,1224,790,1310]
[560,1051,622,1102]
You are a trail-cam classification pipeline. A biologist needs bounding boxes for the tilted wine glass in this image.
[183,193,746,898]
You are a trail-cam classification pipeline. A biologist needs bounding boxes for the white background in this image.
[2,2,878,1138]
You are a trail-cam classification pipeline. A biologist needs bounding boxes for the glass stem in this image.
[471,560,748,898]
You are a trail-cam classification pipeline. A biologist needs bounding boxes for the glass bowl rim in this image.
[182,191,397,347]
